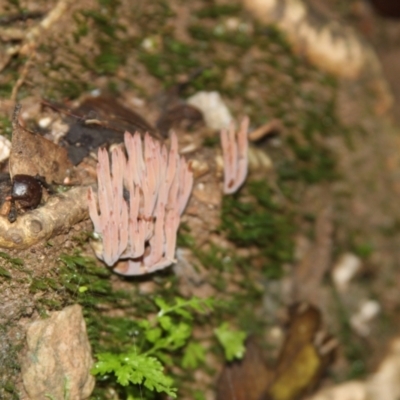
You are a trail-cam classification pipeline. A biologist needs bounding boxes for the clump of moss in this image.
[195,4,241,19]
[0,323,24,400]
[139,37,201,86]
[220,180,295,278]
[280,136,337,184]
[0,116,12,140]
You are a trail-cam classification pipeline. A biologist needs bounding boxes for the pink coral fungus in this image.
[88,131,193,276]
[220,117,249,194]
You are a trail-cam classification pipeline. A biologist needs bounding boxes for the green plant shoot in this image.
[214,322,246,361]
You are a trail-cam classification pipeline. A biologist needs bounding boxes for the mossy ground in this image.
[1,0,400,399]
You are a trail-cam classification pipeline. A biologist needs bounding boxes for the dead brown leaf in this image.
[216,304,336,400]
[216,339,272,400]
[9,106,73,184]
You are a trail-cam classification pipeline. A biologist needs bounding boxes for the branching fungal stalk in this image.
[88,131,193,276]
[220,117,249,194]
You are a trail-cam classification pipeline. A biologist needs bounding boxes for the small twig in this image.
[41,100,85,120]
[248,119,282,141]
[0,11,44,26]
[11,52,35,102]
[83,119,126,133]
[12,103,22,131]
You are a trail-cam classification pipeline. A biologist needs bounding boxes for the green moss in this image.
[190,67,223,92]
[178,180,291,342]
[94,45,123,74]
[0,252,26,279]
[57,252,178,352]
[189,23,252,49]
[0,266,11,279]
[195,243,235,274]
[202,135,220,148]
[50,77,90,100]
[283,136,337,184]
[52,252,225,399]
[188,25,213,42]
[4,0,21,9]
[139,53,168,80]
[260,25,292,52]
[332,288,368,379]
[139,37,200,85]
[82,10,120,39]
[98,0,119,8]
[0,79,13,98]
[77,5,129,76]
[0,252,23,266]
[195,4,241,18]
[0,116,12,140]
[57,253,132,359]
[29,276,59,293]
[72,12,89,42]
[220,180,295,278]
[0,324,23,400]
[52,230,272,399]
[353,242,374,259]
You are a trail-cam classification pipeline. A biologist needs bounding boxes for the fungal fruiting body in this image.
[88,131,193,276]
[220,117,249,194]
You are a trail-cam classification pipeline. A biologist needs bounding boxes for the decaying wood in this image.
[0,186,89,250]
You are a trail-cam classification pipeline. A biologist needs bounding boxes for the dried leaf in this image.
[216,339,271,400]
[9,107,73,184]
[265,303,336,400]
[216,304,336,400]
[64,95,157,164]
